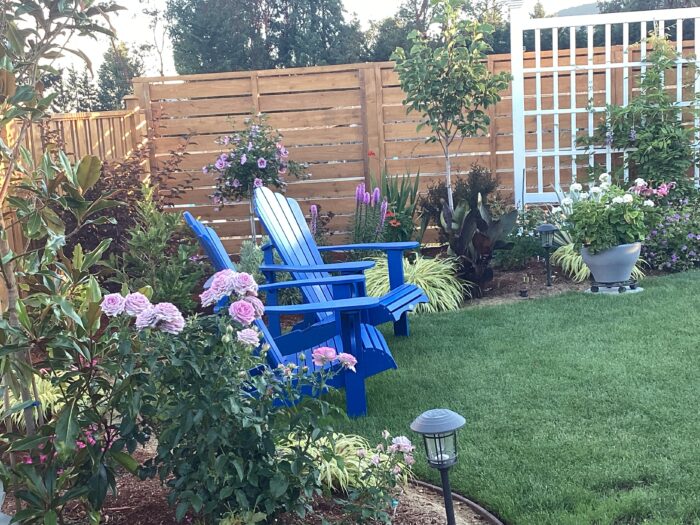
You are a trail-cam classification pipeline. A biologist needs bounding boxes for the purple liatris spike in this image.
[356,183,366,203]
[363,192,371,205]
[372,187,381,206]
[378,199,388,231]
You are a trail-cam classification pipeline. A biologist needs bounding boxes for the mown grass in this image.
[339,272,700,525]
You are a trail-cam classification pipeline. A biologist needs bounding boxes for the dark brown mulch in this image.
[3,453,487,524]
[274,486,488,525]
[472,258,587,306]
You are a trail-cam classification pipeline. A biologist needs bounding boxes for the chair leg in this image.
[340,311,367,418]
[393,313,409,337]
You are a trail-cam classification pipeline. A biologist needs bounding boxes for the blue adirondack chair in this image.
[184,211,396,417]
[253,186,428,337]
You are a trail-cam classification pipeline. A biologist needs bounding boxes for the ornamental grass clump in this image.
[365,255,470,312]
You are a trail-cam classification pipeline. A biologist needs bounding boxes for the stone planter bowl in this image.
[581,242,642,283]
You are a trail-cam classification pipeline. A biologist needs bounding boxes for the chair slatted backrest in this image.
[254,187,335,317]
[183,212,286,367]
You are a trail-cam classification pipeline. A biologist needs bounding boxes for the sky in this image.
[67,0,591,76]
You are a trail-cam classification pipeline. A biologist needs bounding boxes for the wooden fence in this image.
[3,38,694,255]
[8,109,148,165]
[132,38,697,253]
[132,60,508,253]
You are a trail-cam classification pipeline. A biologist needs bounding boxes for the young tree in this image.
[393,0,510,211]
[0,0,120,438]
[97,42,145,110]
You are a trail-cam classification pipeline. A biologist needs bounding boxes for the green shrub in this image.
[418,165,499,242]
[365,255,469,313]
[494,207,547,270]
[581,36,698,185]
[642,199,700,272]
[113,185,208,314]
[238,237,300,305]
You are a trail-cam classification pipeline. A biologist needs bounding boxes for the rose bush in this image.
[139,269,359,524]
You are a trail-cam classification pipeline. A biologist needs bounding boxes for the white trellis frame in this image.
[508,3,700,206]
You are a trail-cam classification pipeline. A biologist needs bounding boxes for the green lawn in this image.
[340,272,700,525]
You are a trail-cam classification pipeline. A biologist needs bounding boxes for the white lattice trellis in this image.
[508,4,700,206]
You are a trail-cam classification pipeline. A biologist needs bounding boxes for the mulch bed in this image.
[2,442,489,524]
[473,258,587,306]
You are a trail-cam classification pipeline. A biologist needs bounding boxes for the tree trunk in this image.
[445,144,454,211]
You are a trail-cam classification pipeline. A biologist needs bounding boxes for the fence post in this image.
[133,81,158,176]
[359,65,384,185]
[508,0,527,208]
[487,56,499,181]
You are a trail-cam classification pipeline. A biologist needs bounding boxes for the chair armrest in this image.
[259,261,375,273]
[265,297,378,315]
[258,275,365,292]
[317,242,419,252]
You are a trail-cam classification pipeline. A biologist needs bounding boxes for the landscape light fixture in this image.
[536,223,559,287]
[410,408,466,525]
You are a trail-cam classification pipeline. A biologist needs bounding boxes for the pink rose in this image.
[229,300,256,326]
[153,302,182,322]
[236,328,260,346]
[100,293,125,317]
[153,303,185,334]
[337,352,357,372]
[201,270,238,307]
[243,295,264,318]
[160,315,185,335]
[312,346,337,367]
[124,292,151,316]
[232,272,258,296]
[391,436,414,453]
[135,307,157,330]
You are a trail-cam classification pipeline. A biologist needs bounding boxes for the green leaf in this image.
[43,510,57,525]
[58,151,77,187]
[269,472,288,498]
[75,155,102,192]
[1,399,36,421]
[55,400,79,454]
[9,435,51,452]
[56,297,84,329]
[175,501,189,522]
[81,238,112,271]
[110,451,139,475]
